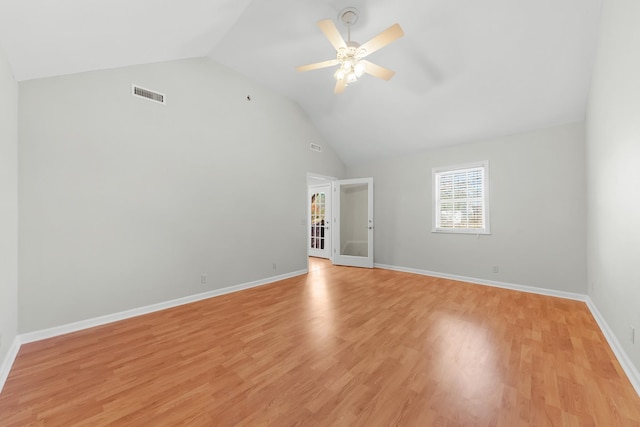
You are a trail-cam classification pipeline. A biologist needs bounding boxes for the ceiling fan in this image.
[296,7,404,94]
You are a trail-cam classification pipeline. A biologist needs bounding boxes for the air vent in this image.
[310,143,323,152]
[132,84,166,104]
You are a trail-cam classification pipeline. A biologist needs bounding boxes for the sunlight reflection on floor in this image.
[306,257,335,343]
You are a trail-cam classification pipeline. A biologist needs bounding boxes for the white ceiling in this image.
[0,0,602,165]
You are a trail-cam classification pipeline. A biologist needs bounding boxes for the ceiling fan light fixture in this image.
[335,63,362,84]
[346,71,358,84]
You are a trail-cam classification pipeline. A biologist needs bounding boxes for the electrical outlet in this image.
[631,326,636,344]
[492,266,499,274]
[201,274,207,285]
[272,263,277,270]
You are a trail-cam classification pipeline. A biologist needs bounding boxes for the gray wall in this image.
[348,123,587,293]
[0,45,18,363]
[586,0,640,373]
[18,57,345,333]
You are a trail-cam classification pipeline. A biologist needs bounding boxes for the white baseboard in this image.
[0,269,307,393]
[0,336,21,393]
[375,263,586,301]
[375,263,640,398]
[585,297,640,396]
[20,269,307,344]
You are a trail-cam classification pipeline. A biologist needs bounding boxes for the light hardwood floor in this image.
[1,258,640,426]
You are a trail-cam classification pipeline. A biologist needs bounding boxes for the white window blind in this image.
[433,161,490,234]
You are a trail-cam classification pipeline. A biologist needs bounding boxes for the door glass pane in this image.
[310,192,326,250]
[339,183,368,257]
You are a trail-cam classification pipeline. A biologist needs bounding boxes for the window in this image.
[433,161,490,234]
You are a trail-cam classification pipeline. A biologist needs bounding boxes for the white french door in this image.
[332,178,374,268]
[308,184,332,259]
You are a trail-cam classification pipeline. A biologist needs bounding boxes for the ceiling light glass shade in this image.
[335,58,365,83]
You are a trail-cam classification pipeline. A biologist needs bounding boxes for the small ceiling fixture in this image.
[296,7,404,94]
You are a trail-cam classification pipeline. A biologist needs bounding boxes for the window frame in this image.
[432,160,491,235]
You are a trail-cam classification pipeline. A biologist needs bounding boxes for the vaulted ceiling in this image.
[0,0,602,165]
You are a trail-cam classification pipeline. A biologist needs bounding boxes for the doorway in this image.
[307,174,374,269]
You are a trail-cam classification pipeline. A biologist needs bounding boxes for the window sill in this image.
[432,229,491,235]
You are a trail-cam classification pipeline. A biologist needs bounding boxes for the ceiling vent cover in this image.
[132,84,166,104]
[310,143,323,152]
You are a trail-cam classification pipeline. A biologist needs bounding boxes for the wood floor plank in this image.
[1,257,640,426]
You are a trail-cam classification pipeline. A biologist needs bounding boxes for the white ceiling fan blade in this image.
[317,19,347,51]
[296,59,339,72]
[334,79,346,94]
[358,23,404,58]
[361,60,396,81]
